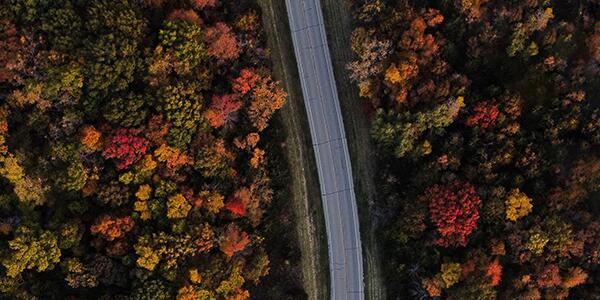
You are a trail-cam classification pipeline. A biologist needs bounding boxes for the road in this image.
[284,0,365,299]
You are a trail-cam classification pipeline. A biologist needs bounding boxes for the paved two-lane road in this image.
[285,1,364,299]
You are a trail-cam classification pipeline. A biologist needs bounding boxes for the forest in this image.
[349,0,599,299]
[0,0,304,299]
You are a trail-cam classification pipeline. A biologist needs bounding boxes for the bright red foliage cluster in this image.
[205,94,241,128]
[232,68,260,95]
[102,128,149,170]
[225,187,251,217]
[90,215,135,241]
[423,180,481,247]
[465,101,499,130]
[486,258,503,286]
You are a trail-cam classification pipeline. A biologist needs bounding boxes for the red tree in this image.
[232,68,260,95]
[465,101,499,130]
[205,22,239,61]
[102,128,149,170]
[219,224,251,257]
[205,94,241,128]
[225,187,251,217]
[422,180,481,247]
[91,215,135,241]
[486,258,503,286]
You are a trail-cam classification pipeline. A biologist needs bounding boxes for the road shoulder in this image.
[257,1,330,299]
[318,1,387,299]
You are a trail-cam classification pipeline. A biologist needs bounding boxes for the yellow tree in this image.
[505,188,533,221]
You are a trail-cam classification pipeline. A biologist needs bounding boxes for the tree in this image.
[205,94,241,128]
[103,93,151,127]
[135,229,210,271]
[486,258,502,286]
[536,264,561,289]
[157,82,204,148]
[0,154,46,206]
[205,22,239,61]
[195,138,235,178]
[247,75,287,131]
[40,1,82,52]
[0,20,22,84]
[440,262,461,288]
[200,189,225,214]
[154,143,191,171]
[347,27,391,96]
[90,215,135,241]
[422,180,481,247]
[225,187,251,217]
[102,128,149,170]
[1,227,61,278]
[371,96,464,158]
[83,0,146,103]
[249,148,265,169]
[588,22,600,62]
[167,193,192,219]
[97,181,131,207]
[166,9,202,27]
[219,224,251,258]
[505,189,533,222]
[79,125,102,151]
[244,248,270,284]
[233,69,286,131]
[562,267,588,289]
[62,258,98,288]
[232,69,260,96]
[130,279,173,300]
[465,101,499,131]
[194,0,218,9]
[158,20,206,74]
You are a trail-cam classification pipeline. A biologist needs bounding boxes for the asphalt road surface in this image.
[285,0,365,299]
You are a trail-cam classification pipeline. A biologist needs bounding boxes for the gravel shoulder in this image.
[318,1,387,299]
[257,1,330,299]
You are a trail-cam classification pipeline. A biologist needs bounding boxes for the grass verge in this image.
[256,1,330,299]
[318,0,387,299]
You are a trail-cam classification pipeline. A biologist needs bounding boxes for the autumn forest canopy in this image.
[0,0,293,298]
[349,0,599,299]
[1,0,599,299]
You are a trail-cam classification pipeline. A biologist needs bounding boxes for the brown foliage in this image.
[166,9,202,26]
[536,264,561,289]
[194,0,218,9]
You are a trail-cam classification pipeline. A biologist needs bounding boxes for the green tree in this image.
[40,1,82,52]
[371,96,463,158]
[83,0,146,107]
[158,20,206,74]
[103,93,151,127]
[157,82,204,148]
[130,279,173,300]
